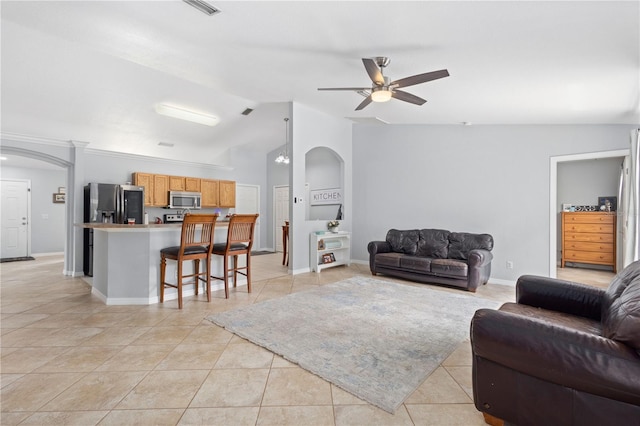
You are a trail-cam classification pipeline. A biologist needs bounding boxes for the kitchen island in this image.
[77,222,236,305]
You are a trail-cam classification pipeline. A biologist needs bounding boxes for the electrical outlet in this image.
[506,261,514,269]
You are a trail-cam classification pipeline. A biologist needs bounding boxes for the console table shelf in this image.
[310,231,351,273]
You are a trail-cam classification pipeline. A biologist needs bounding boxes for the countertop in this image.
[76,222,229,229]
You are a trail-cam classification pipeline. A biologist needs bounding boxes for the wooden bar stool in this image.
[211,214,259,298]
[160,213,218,309]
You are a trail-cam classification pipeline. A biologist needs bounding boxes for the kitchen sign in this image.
[310,188,342,205]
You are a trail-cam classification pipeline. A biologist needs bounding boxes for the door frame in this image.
[273,185,289,252]
[549,149,629,278]
[236,183,261,250]
[0,179,32,258]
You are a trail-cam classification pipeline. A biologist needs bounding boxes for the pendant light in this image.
[275,117,290,164]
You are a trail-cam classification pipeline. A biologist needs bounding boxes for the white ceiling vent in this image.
[182,0,221,16]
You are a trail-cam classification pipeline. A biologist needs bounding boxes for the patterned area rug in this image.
[207,276,500,413]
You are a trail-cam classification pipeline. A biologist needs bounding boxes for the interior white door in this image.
[235,184,260,250]
[1,180,30,259]
[274,186,289,252]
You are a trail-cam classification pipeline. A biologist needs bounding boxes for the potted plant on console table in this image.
[327,220,340,232]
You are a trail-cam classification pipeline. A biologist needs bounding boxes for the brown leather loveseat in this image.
[368,228,493,292]
[470,261,640,426]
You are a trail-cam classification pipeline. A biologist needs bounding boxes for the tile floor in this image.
[1,254,612,425]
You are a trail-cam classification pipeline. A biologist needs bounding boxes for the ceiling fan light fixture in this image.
[155,103,219,126]
[182,0,221,16]
[371,87,392,103]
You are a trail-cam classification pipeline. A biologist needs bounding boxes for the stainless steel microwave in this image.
[168,191,201,209]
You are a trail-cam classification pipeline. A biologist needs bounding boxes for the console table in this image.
[310,231,351,273]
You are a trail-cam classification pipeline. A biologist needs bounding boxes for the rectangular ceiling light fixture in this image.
[155,104,219,127]
[182,0,221,16]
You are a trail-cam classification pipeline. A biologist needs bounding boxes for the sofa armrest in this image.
[516,275,605,321]
[471,308,640,405]
[367,240,391,255]
[468,249,493,268]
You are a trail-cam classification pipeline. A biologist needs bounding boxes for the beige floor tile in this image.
[1,411,32,425]
[25,312,90,329]
[405,367,472,404]
[0,373,25,389]
[331,384,367,405]
[99,408,184,425]
[405,403,486,425]
[182,324,234,344]
[256,405,335,426]
[445,366,474,399]
[35,346,122,373]
[1,372,85,412]
[190,368,269,407]
[116,369,208,409]
[442,340,472,367]
[214,341,274,369]
[0,346,70,373]
[155,343,226,370]
[19,410,108,425]
[96,344,176,371]
[179,407,259,426]
[81,326,152,346]
[0,313,50,328]
[271,355,296,368]
[131,326,195,345]
[1,327,60,347]
[262,367,332,406]
[333,404,414,426]
[36,327,106,347]
[41,371,147,411]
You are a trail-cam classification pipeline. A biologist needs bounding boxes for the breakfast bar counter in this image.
[77,222,232,305]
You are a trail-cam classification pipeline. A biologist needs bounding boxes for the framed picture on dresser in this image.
[598,196,617,212]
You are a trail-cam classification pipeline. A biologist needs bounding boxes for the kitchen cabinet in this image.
[219,180,236,208]
[132,172,154,206]
[169,176,185,191]
[201,179,220,207]
[562,211,616,272]
[153,175,169,207]
[185,177,201,192]
[310,231,351,273]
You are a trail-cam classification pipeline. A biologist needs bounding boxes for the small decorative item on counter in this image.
[327,220,340,232]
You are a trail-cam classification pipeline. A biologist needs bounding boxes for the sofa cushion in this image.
[448,232,494,260]
[386,229,419,255]
[602,260,640,352]
[399,256,432,273]
[431,258,468,278]
[417,229,450,258]
[375,252,404,268]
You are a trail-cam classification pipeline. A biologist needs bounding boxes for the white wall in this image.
[1,166,66,254]
[352,124,634,282]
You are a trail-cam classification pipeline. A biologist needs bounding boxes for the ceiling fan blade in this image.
[355,95,373,111]
[362,58,384,86]
[318,87,370,91]
[391,69,449,88]
[392,90,427,105]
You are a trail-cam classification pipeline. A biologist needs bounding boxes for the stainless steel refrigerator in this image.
[83,183,145,276]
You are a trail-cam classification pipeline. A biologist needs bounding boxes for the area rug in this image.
[206,276,500,413]
[0,256,35,263]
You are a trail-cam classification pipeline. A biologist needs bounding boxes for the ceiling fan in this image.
[318,57,449,111]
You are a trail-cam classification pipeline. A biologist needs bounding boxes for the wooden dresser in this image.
[561,211,616,272]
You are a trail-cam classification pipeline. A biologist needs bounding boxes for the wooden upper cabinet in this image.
[201,179,220,207]
[219,180,236,208]
[168,176,185,191]
[132,172,153,206]
[185,177,201,192]
[153,175,169,207]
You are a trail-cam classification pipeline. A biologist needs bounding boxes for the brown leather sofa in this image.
[368,228,493,292]
[470,261,640,426]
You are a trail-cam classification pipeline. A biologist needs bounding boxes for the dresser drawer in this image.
[563,224,614,234]
[563,213,615,224]
[563,241,614,253]
[564,232,615,243]
[563,250,614,264]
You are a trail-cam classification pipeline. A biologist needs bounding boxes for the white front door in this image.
[274,186,289,252]
[1,180,30,259]
[236,184,260,250]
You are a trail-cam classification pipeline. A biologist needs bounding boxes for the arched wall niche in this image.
[304,146,344,221]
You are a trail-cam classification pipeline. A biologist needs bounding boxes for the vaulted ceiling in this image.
[1,1,638,167]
